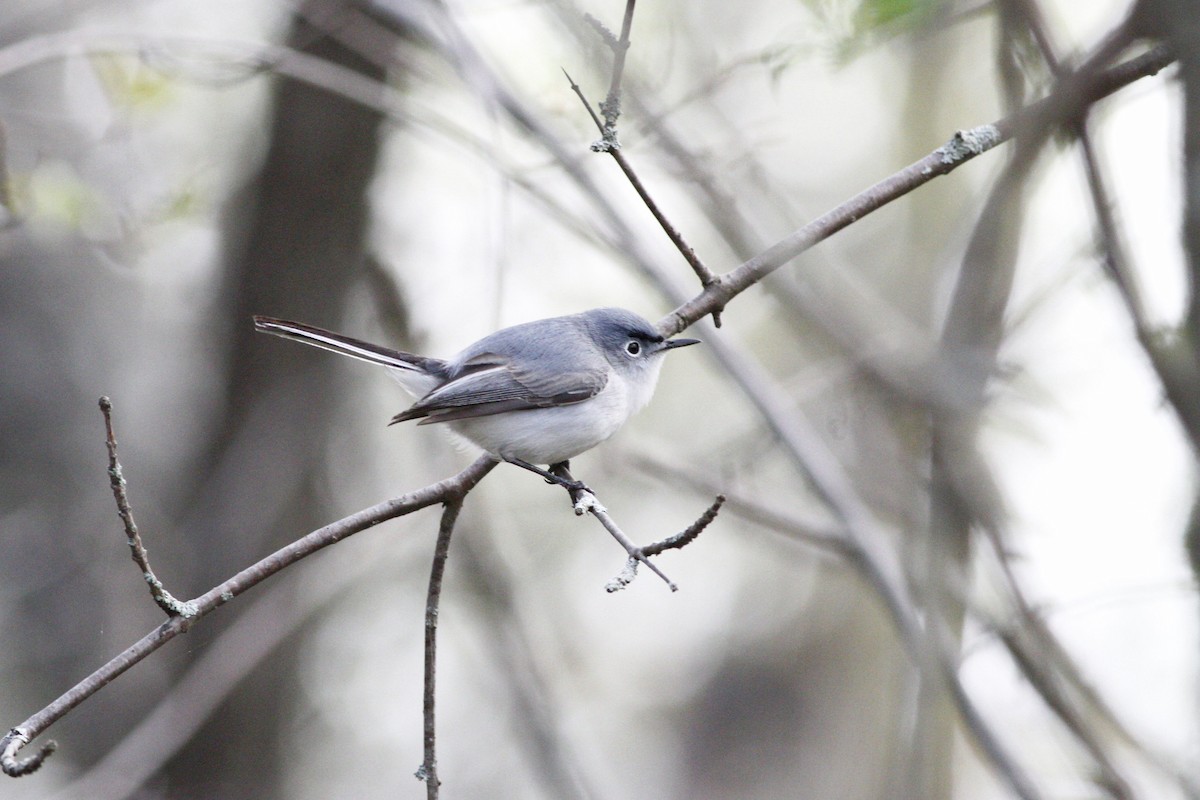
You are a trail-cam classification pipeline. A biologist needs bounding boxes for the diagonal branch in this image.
[604,494,724,592]
[2,451,497,778]
[658,40,1173,337]
[548,462,721,592]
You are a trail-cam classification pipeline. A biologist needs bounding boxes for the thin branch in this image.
[0,731,54,778]
[562,67,605,132]
[606,146,722,295]
[1,454,497,778]
[99,397,196,618]
[453,518,600,800]
[416,499,464,798]
[641,494,724,557]
[659,40,1173,336]
[588,501,676,591]
[602,0,635,132]
[573,491,676,590]
[569,2,723,323]
[604,495,724,591]
[548,463,719,592]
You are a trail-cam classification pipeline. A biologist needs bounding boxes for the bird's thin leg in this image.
[505,458,592,496]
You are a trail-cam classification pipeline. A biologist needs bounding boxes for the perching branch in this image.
[603,493,724,592]
[1,426,497,779]
[4,398,704,780]
[548,462,722,592]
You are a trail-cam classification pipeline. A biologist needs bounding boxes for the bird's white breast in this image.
[445,361,662,465]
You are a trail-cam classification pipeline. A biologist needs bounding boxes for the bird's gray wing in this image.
[390,355,608,425]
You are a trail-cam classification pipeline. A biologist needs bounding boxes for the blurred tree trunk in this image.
[161,4,390,796]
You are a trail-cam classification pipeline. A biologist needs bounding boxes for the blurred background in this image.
[0,0,1196,798]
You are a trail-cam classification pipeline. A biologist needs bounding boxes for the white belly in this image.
[446,376,633,465]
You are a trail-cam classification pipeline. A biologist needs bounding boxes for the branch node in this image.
[414,762,438,783]
[572,491,607,516]
[938,125,1002,165]
[545,463,687,590]
[589,135,620,153]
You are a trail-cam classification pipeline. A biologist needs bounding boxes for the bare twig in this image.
[587,499,676,592]
[562,67,605,132]
[416,499,464,798]
[99,397,196,618]
[602,0,635,131]
[568,491,675,589]
[605,495,723,591]
[1,454,497,777]
[569,3,723,323]
[583,0,635,144]
[548,463,719,592]
[641,494,724,557]
[453,517,599,800]
[0,731,54,778]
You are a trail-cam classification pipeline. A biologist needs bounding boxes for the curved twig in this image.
[100,397,196,618]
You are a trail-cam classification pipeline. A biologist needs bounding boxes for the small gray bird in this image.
[253,308,699,483]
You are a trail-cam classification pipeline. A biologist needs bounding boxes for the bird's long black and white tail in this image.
[252,316,447,378]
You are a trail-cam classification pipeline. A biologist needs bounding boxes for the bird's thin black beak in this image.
[662,336,700,350]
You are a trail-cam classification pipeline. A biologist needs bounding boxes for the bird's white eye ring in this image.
[625,340,641,355]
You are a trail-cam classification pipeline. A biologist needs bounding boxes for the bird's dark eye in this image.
[625,340,641,355]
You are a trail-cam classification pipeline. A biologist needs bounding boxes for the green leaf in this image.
[853,0,935,32]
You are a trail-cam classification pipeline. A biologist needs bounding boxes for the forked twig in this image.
[549,463,721,592]
[2,416,497,778]
[569,1,723,324]
[605,494,725,592]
